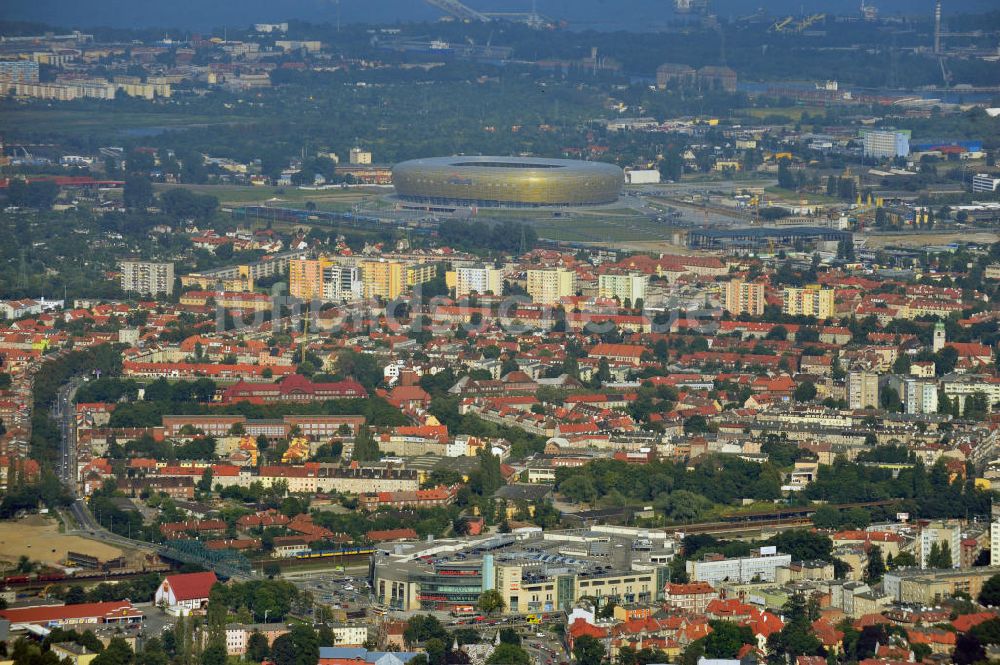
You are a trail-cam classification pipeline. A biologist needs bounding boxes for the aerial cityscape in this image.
[0,1,998,664]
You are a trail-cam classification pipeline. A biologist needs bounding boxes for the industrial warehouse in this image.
[370,527,674,613]
[391,156,624,208]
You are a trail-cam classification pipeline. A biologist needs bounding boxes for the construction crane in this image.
[938,57,953,87]
[424,0,490,23]
[770,16,794,32]
[795,13,825,32]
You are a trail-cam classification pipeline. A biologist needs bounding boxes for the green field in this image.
[531,211,676,243]
[153,183,380,208]
[0,108,251,137]
[740,106,824,122]
[462,203,680,243]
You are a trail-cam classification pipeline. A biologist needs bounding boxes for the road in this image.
[52,377,83,493]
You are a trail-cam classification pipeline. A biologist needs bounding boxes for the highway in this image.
[51,376,148,547]
[52,377,82,493]
[50,377,256,576]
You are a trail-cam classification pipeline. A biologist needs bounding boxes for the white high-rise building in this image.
[862,129,910,159]
[991,505,1000,567]
[972,173,1000,194]
[119,260,174,296]
[598,272,648,305]
[903,379,938,415]
[919,520,961,569]
[349,148,372,165]
[323,265,363,302]
[686,551,792,585]
[455,264,503,298]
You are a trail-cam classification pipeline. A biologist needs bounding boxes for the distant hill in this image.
[0,0,995,31]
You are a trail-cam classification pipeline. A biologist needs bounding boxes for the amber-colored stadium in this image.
[392,156,624,207]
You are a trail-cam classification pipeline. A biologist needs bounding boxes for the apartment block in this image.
[918,520,961,569]
[686,551,792,585]
[455,264,503,298]
[359,260,404,300]
[992,505,1000,567]
[847,371,879,410]
[349,148,372,165]
[289,257,331,301]
[598,272,648,305]
[0,59,40,83]
[903,379,938,415]
[783,285,835,319]
[971,173,1000,194]
[723,279,765,316]
[324,264,363,301]
[527,268,575,305]
[862,129,911,159]
[119,260,174,296]
[405,263,439,289]
[356,260,436,300]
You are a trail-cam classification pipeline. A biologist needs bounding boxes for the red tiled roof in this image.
[161,571,218,601]
[952,612,998,633]
[589,343,646,359]
[0,601,138,624]
[366,528,418,542]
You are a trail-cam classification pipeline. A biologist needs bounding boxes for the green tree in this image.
[793,381,817,403]
[777,159,796,190]
[499,628,521,646]
[92,637,135,665]
[767,593,822,662]
[863,546,885,585]
[927,541,953,569]
[477,589,506,616]
[202,644,227,665]
[247,632,271,662]
[486,644,531,665]
[403,615,448,647]
[659,150,684,182]
[425,638,447,665]
[351,427,381,462]
[573,635,606,665]
[271,634,296,665]
[123,176,154,210]
[659,489,713,522]
[979,574,1000,607]
[703,621,753,658]
[560,475,598,505]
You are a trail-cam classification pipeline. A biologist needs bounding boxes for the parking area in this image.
[285,570,373,613]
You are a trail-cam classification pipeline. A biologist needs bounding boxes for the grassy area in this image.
[0,108,251,137]
[467,205,677,243]
[527,212,677,243]
[740,106,824,122]
[153,183,379,208]
[763,186,841,205]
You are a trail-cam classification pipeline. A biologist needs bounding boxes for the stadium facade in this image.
[391,156,624,208]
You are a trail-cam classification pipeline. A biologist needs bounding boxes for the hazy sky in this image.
[1,0,993,31]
